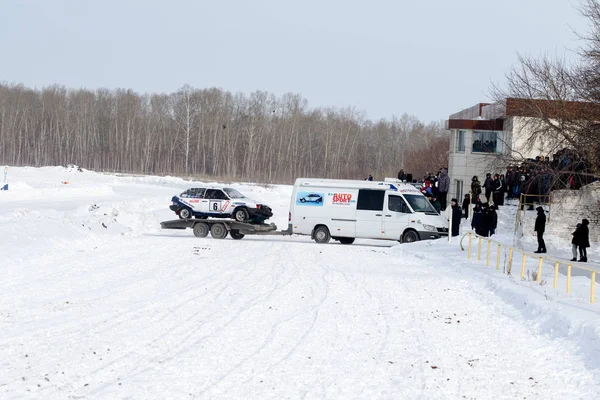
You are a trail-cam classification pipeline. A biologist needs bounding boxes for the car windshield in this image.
[404,194,438,214]
[223,188,245,199]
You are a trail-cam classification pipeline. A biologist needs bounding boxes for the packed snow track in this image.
[1,167,599,399]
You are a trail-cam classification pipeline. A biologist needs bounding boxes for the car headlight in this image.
[423,224,436,231]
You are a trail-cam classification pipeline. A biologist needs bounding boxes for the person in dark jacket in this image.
[471,204,482,233]
[478,203,493,237]
[450,198,462,237]
[471,176,482,201]
[397,169,406,182]
[489,205,498,236]
[573,219,590,262]
[483,173,494,204]
[571,223,582,262]
[462,193,470,220]
[437,168,450,210]
[534,206,546,253]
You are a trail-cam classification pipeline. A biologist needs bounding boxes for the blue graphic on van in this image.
[296,192,324,206]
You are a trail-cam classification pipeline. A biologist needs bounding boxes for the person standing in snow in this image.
[471,176,482,202]
[462,193,470,220]
[437,168,450,211]
[446,198,462,237]
[366,175,373,181]
[571,223,582,262]
[471,203,482,233]
[479,203,493,237]
[572,219,590,262]
[489,205,498,236]
[483,173,494,204]
[534,206,547,253]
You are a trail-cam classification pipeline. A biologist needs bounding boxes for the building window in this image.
[472,131,499,153]
[455,180,463,201]
[457,130,465,152]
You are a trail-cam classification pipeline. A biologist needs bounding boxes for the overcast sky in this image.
[0,0,588,121]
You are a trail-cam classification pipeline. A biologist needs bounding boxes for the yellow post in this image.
[496,244,501,270]
[567,264,572,294]
[591,271,596,304]
[507,248,513,274]
[537,258,543,283]
[486,240,491,266]
[553,262,559,288]
[467,233,472,259]
[477,237,482,261]
[521,253,527,279]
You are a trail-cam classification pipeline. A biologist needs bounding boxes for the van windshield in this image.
[404,194,438,214]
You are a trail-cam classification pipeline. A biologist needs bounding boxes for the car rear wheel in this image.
[402,230,419,243]
[193,222,209,238]
[233,208,250,222]
[339,237,355,245]
[210,223,228,239]
[179,207,192,219]
[314,226,331,244]
[230,230,245,240]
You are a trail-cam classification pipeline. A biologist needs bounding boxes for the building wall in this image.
[447,128,508,201]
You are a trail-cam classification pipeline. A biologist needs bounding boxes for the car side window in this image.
[205,189,227,200]
[388,195,410,213]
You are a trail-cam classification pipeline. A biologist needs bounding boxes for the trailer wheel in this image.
[193,222,209,238]
[402,230,419,243]
[230,230,245,240]
[233,208,250,222]
[210,223,228,239]
[179,207,192,219]
[339,237,355,245]
[313,226,331,244]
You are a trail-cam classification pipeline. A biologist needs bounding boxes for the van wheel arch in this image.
[401,229,420,243]
[312,225,331,244]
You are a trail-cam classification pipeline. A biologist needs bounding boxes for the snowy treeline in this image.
[0,84,447,183]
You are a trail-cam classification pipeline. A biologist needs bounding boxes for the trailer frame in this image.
[160,218,292,240]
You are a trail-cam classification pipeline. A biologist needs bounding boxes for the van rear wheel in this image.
[314,226,331,244]
[402,230,419,243]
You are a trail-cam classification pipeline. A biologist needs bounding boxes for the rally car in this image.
[169,187,273,223]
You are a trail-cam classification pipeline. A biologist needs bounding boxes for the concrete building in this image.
[446,98,559,201]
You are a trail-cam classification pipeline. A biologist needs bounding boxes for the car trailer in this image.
[160,218,292,240]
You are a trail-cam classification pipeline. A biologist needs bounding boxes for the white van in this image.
[288,178,449,244]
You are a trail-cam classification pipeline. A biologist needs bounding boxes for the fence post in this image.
[486,240,491,266]
[591,271,596,304]
[537,258,543,282]
[496,244,501,270]
[467,233,472,259]
[507,248,513,274]
[553,262,559,288]
[567,264,572,294]
[521,253,527,279]
[477,237,482,261]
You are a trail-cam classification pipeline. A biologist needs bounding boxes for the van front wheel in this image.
[313,226,331,244]
[402,230,419,243]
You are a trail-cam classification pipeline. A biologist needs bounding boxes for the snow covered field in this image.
[1,167,600,399]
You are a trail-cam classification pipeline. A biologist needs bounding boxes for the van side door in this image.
[355,189,385,239]
[384,194,411,240]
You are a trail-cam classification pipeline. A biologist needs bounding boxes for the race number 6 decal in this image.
[210,201,221,211]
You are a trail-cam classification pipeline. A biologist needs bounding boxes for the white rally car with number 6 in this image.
[169,187,273,223]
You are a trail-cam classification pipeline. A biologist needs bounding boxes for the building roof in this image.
[447,98,600,131]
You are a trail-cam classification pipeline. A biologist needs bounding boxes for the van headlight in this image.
[423,224,436,231]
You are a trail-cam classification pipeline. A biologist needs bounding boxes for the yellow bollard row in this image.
[460,232,598,304]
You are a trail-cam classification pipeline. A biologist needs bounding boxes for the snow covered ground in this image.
[1,166,599,399]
